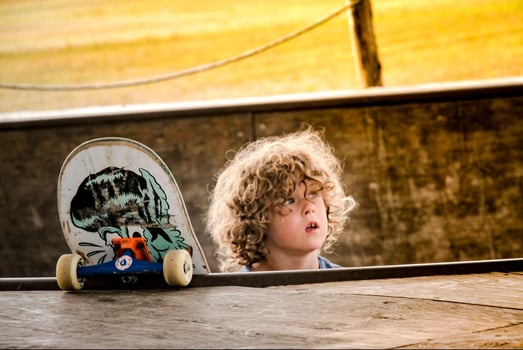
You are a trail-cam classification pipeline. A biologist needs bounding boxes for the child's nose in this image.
[303,200,315,215]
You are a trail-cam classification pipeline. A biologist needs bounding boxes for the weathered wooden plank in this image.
[300,272,523,309]
[403,323,523,349]
[0,272,521,349]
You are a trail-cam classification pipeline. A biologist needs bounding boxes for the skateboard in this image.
[55,137,210,291]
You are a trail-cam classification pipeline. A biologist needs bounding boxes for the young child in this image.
[206,127,356,272]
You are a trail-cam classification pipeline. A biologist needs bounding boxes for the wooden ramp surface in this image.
[1,272,522,349]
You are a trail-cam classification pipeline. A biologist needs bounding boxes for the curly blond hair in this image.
[205,127,355,271]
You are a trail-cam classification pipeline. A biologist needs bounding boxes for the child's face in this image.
[265,181,328,256]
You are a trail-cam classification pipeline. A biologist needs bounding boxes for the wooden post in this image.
[346,0,383,87]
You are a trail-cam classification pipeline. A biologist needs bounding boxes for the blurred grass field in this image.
[0,0,521,112]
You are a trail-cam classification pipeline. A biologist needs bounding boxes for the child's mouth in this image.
[306,222,319,232]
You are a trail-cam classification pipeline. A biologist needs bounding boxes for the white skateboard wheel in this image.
[56,254,85,291]
[163,250,193,287]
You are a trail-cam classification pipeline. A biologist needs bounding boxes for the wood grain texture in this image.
[0,272,521,348]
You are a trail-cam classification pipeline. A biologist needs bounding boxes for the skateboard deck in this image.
[56,137,210,290]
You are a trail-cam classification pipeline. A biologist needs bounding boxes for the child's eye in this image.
[307,190,320,200]
[283,197,295,206]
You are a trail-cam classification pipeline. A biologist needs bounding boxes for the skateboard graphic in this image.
[56,137,210,291]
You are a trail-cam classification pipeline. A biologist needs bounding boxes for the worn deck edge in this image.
[1,258,521,291]
[1,77,522,129]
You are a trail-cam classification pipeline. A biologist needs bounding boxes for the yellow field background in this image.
[0,0,521,113]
